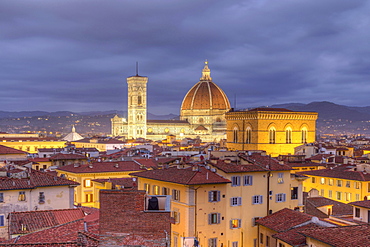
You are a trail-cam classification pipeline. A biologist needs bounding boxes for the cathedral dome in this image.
[181,62,231,111]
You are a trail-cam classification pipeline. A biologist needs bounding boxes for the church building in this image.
[111,62,231,142]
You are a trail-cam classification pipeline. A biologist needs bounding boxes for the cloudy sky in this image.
[1,0,370,115]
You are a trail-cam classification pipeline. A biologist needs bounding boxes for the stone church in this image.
[111,62,231,142]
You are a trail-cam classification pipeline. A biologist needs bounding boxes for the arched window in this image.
[199,118,204,124]
[269,127,276,144]
[233,127,239,143]
[285,127,292,144]
[301,128,307,143]
[246,127,252,144]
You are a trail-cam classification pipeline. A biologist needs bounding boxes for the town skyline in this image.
[2,1,370,115]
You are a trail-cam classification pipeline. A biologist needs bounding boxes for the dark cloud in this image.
[1,0,370,114]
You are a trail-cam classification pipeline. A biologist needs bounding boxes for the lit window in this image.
[329,179,333,186]
[84,179,92,188]
[320,178,325,185]
[355,182,360,189]
[208,213,220,224]
[291,187,298,200]
[153,185,160,195]
[18,191,26,201]
[172,210,180,224]
[321,189,324,196]
[231,176,241,186]
[252,195,263,204]
[230,197,242,206]
[277,173,284,184]
[172,189,180,201]
[275,193,286,202]
[39,192,45,204]
[209,191,220,202]
[356,194,360,201]
[336,191,342,200]
[230,219,241,229]
[328,190,332,198]
[301,128,307,143]
[243,175,253,186]
[144,183,150,194]
[345,192,351,201]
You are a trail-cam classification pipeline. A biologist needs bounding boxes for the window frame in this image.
[230,219,241,229]
[0,215,4,227]
[172,189,180,201]
[39,192,45,204]
[0,193,3,203]
[231,176,241,187]
[208,213,221,225]
[230,197,242,206]
[252,195,263,205]
[209,190,221,202]
[18,191,26,201]
[275,193,286,203]
[243,175,253,186]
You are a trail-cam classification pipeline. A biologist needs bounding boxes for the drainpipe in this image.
[267,170,271,216]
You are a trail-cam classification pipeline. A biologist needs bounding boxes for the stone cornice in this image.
[225,111,318,121]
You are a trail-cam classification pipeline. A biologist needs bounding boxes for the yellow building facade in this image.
[56,161,144,207]
[131,153,304,247]
[300,164,370,204]
[225,108,318,155]
[0,137,66,154]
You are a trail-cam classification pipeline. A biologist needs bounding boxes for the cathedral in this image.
[111,62,231,142]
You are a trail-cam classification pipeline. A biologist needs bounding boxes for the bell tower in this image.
[127,71,148,139]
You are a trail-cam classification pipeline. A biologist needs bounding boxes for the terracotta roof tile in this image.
[256,208,313,232]
[0,145,27,154]
[130,166,231,185]
[9,208,85,235]
[273,223,320,246]
[56,161,145,174]
[305,197,352,216]
[299,225,370,246]
[299,165,370,181]
[49,153,88,160]
[349,200,370,209]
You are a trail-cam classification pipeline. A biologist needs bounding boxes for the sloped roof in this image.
[0,145,27,155]
[273,223,320,246]
[256,208,313,232]
[305,197,352,217]
[299,225,370,247]
[299,165,370,181]
[130,166,231,185]
[349,200,370,209]
[56,161,145,174]
[9,208,85,235]
[49,153,88,160]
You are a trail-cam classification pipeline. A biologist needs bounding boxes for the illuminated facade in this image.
[225,108,318,155]
[111,62,231,142]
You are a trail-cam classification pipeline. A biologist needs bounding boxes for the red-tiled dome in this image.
[181,63,230,111]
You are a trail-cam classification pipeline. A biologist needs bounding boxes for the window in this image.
[252,217,261,226]
[231,176,241,186]
[209,238,217,247]
[345,192,351,201]
[285,128,292,144]
[346,181,351,188]
[368,183,370,193]
[144,183,150,194]
[355,208,360,218]
[18,191,26,201]
[260,233,264,244]
[329,190,332,198]
[291,187,298,200]
[0,215,4,227]
[153,185,160,195]
[85,193,93,203]
[162,187,170,195]
[320,189,325,197]
[243,175,253,186]
[0,193,3,203]
[232,242,238,247]
[356,194,360,201]
[246,127,252,144]
[329,179,334,186]
[311,177,316,183]
[266,236,270,247]
[230,219,241,229]
[138,95,142,105]
[337,180,342,187]
[269,128,276,144]
[84,179,92,188]
[233,127,238,143]
[301,128,307,143]
[172,210,180,224]
[39,192,45,204]
[252,195,263,204]
[209,191,221,202]
[336,191,342,200]
[277,173,284,184]
[208,213,221,224]
[276,193,286,202]
[320,178,325,185]
[230,197,242,206]
[355,182,360,189]
[172,189,180,201]
[279,243,285,247]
